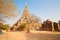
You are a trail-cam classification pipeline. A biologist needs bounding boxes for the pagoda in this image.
[13,5,41,31]
[19,5,31,23]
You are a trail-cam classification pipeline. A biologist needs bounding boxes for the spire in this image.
[23,5,30,17]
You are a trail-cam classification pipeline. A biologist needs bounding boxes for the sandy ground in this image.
[30,31,60,34]
[0,31,60,40]
[0,31,27,40]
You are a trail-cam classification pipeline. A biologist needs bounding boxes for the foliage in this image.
[53,22,58,31]
[0,0,16,17]
[18,23,27,31]
[0,23,9,30]
[42,19,52,31]
[42,19,59,31]
[10,27,14,31]
[58,20,60,25]
[31,14,41,23]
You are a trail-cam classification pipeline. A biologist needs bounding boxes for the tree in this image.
[58,20,60,25]
[42,21,46,30]
[31,14,41,23]
[58,20,60,31]
[0,0,16,17]
[53,22,58,31]
[10,27,14,31]
[31,14,42,30]
[18,23,27,31]
[4,24,9,30]
[42,19,52,31]
[0,23,9,31]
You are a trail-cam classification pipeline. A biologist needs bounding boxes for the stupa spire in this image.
[23,5,30,17]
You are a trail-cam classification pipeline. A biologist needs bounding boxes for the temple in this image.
[11,5,60,32]
[13,5,41,31]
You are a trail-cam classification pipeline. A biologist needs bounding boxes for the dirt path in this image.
[7,32,27,40]
[0,31,60,40]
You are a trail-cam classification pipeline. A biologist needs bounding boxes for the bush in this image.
[18,23,27,31]
[0,23,9,30]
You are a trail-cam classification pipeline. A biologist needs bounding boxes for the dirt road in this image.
[0,31,60,40]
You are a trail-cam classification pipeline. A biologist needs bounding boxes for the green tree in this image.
[18,23,27,31]
[58,20,60,25]
[4,24,9,30]
[0,23,9,31]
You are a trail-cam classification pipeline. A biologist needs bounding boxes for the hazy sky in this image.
[14,0,60,22]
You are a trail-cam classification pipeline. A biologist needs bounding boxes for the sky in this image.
[14,0,60,22]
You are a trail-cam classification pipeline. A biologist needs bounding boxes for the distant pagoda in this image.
[23,5,30,17]
[20,5,31,23]
[13,5,41,31]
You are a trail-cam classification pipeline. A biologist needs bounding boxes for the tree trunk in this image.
[52,22,54,32]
